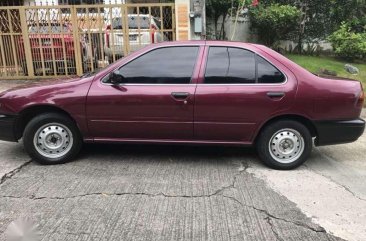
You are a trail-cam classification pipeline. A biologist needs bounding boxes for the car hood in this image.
[0,76,94,114]
[0,77,83,96]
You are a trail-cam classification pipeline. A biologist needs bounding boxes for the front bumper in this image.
[0,114,18,142]
[314,118,365,146]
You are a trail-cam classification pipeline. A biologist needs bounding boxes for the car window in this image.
[205,47,285,84]
[257,55,285,83]
[204,47,229,84]
[205,47,256,84]
[115,46,199,84]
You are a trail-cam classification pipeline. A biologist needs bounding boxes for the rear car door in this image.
[87,45,201,141]
[194,45,297,143]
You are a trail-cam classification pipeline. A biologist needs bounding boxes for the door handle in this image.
[171,92,190,100]
[267,92,285,98]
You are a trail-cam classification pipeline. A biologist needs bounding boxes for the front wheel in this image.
[256,120,312,170]
[23,113,82,165]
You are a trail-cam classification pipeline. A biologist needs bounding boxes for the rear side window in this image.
[257,55,285,83]
[205,47,285,84]
[205,47,256,84]
[117,46,199,84]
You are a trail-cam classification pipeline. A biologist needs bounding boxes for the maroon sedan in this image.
[0,41,364,169]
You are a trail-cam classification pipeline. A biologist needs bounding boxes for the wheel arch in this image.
[254,114,318,144]
[15,104,78,140]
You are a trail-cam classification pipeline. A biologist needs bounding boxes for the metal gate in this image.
[0,3,175,79]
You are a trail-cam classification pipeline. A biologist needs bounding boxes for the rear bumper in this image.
[314,118,365,146]
[0,114,18,142]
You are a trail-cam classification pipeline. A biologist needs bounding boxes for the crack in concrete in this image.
[0,160,32,186]
[305,151,366,202]
[0,160,329,239]
[222,193,326,234]
[0,161,250,201]
[265,216,284,241]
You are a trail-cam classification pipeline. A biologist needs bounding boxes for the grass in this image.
[285,54,366,87]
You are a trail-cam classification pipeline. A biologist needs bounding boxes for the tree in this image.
[206,0,242,40]
[250,4,300,47]
[251,0,365,53]
[328,22,366,60]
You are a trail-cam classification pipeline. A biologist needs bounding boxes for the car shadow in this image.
[79,143,259,163]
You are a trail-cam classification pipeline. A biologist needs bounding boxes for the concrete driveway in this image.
[0,141,346,241]
[0,82,365,241]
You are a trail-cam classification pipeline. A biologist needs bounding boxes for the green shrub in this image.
[328,22,366,61]
[250,4,300,47]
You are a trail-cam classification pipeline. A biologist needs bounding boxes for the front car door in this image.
[194,43,297,144]
[86,45,202,141]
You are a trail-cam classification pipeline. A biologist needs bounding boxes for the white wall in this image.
[207,15,252,42]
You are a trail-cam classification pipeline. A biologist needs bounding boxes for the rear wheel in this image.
[23,113,82,165]
[256,120,312,170]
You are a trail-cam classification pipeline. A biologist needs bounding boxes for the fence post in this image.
[122,4,129,56]
[19,7,34,77]
[70,6,83,76]
[175,0,189,40]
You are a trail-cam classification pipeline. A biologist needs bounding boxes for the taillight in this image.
[150,24,157,30]
[357,83,365,107]
[105,25,111,48]
[150,24,156,43]
[358,91,365,106]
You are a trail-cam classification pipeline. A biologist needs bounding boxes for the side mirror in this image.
[109,70,125,85]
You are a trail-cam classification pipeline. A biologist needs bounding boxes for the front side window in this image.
[205,47,285,84]
[114,46,199,84]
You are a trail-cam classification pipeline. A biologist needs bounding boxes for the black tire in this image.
[23,113,82,165]
[256,120,312,170]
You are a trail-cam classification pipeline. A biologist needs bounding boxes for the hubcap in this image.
[33,123,73,159]
[269,128,305,164]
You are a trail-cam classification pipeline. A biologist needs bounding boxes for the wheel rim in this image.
[268,128,305,164]
[33,123,73,159]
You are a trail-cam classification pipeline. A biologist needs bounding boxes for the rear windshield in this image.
[112,16,155,29]
[29,25,69,33]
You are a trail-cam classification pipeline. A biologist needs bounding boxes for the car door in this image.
[194,45,297,143]
[86,46,201,141]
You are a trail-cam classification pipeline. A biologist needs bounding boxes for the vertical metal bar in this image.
[148,6,152,44]
[46,8,58,76]
[159,5,164,41]
[0,36,7,77]
[137,6,141,47]
[7,9,20,76]
[35,7,46,76]
[58,6,69,76]
[19,7,34,77]
[172,4,176,41]
[71,6,83,76]
[86,7,94,72]
[98,5,105,67]
[122,4,129,56]
[109,6,116,62]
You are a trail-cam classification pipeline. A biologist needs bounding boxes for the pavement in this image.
[0,81,365,241]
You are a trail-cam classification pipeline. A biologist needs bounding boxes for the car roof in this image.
[151,40,257,48]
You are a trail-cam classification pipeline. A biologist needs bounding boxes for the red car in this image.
[18,23,85,75]
[0,41,364,169]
